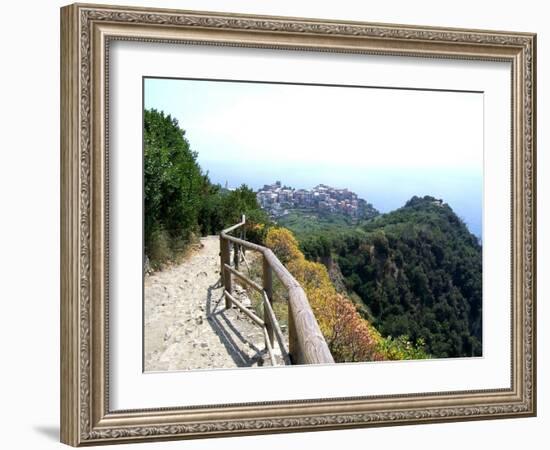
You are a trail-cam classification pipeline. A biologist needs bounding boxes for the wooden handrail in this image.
[224,264,263,293]
[220,217,334,365]
[224,290,265,327]
[222,218,246,235]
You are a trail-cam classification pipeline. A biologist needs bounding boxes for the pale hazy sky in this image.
[144,77,483,237]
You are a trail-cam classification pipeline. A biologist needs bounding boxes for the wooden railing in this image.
[220,216,334,365]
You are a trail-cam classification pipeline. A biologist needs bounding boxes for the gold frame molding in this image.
[60,2,537,446]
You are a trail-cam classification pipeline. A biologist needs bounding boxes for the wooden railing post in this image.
[233,241,239,270]
[219,235,224,283]
[262,255,274,346]
[220,236,232,308]
[287,305,298,363]
[241,214,246,258]
[220,220,334,365]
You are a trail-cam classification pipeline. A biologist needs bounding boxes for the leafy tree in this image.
[144,108,270,266]
[144,109,206,258]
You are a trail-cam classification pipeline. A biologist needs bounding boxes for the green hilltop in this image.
[299,196,482,358]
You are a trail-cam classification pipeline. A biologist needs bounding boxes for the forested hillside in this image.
[277,210,364,242]
[265,228,427,362]
[301,196,482,358]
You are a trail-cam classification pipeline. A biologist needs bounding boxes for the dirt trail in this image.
[144,235,276,372]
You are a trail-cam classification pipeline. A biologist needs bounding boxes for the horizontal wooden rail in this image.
[224,264,263,293]
[220,218,334,365]
[224,290,265,327]
[222,233,265,253]
[222,218,246,235]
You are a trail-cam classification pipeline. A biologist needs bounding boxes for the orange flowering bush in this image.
[265,227,304,265]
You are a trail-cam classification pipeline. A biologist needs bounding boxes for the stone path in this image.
[144,235,281,372]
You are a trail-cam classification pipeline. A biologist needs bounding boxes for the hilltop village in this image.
[256,181,377,219]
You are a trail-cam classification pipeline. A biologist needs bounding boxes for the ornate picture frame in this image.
[60,3,536,446]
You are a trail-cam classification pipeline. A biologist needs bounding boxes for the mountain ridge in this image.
[299,195,483,358]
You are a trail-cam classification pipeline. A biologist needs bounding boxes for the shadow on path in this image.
[205,280,266,367]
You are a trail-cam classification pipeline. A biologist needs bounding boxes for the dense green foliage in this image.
[144,109,269,266]
[277,209,365,243]
[197,183,266,236]
[299,196,482,358]
[265,227,428,362]
[144,108,205,246]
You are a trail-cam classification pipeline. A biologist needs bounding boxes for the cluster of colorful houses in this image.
[256,181,367,218]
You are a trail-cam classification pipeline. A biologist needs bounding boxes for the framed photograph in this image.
[60,3,537,446]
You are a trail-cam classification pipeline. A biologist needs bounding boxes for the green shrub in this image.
[147,228,172,269]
